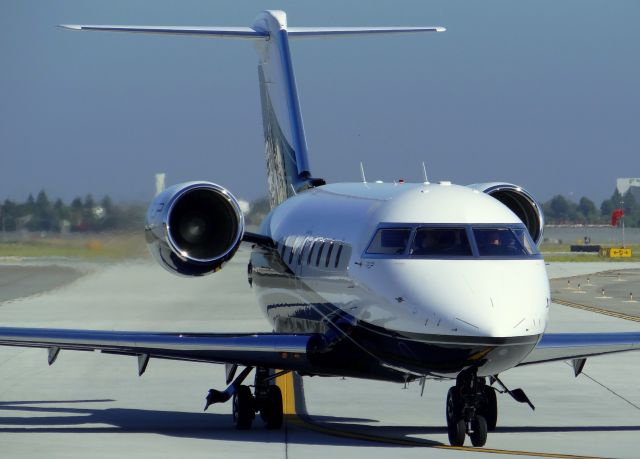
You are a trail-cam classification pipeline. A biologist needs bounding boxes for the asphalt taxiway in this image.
[1,253,639,458]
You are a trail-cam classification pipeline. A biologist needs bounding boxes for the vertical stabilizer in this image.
[252,11,321,208]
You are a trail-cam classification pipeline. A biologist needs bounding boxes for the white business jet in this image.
[1,10,639,448]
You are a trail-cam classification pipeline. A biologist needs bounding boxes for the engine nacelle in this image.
[145,181,245,276]
[467,182,544,245]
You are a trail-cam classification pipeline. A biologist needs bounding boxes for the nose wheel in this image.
[469,414,488,447]
[481,386,498,431]
[446,387,466,446]
[445,370,494,447]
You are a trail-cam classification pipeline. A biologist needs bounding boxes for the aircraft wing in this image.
[0,327,318,375]
[519,332,640,366]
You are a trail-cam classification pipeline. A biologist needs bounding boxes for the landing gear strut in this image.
[445,369,492,447]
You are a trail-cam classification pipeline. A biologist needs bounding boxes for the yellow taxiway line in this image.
[275,372,607,459]
[552,298,640,323]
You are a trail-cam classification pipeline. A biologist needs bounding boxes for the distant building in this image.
[155,173,166,196]
[616,178,640,200]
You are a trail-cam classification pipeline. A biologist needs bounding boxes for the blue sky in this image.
[1,0,639,204]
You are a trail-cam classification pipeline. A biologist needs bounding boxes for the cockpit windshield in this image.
[410,228,472,257]
[365,224,540,259]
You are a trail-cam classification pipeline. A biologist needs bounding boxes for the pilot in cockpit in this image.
[412,230,438,255]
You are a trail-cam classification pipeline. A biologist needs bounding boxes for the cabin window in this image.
[325,242,334,268]
[366,228,411,255]
[289,237,301,265]
[316,241,326,266]
[307,240,316,265]
[473,227,530,257]
[298,239,311,265]
[410,227,472,257]
[334,244,343,268]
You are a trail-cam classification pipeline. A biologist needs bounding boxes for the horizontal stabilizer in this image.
[59,25,267,39]
[59,25,445,40]
[287,26,445,38]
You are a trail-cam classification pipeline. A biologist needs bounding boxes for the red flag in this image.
[611,208,625,227]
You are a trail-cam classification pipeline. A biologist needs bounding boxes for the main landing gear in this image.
[232,367,284,430]
[205,366,284,430]
[445,370,497,447]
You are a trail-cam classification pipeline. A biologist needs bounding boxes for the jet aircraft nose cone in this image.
[353,258,549,338]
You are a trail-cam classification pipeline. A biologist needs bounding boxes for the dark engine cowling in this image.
[467,182,544,245]
[145,181,244,276]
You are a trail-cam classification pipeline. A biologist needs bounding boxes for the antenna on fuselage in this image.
[422,162,430,184]
[360,162,367,184]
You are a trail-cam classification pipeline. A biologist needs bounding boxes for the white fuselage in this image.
[251,182,550,378]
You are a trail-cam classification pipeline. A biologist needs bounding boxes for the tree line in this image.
[542,188,640,226]
[0,190,145,233]
[1,187,638,233]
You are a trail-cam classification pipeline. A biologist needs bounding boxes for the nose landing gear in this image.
[445,369,494,447]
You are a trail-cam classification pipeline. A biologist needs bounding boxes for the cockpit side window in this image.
[410,228,472,257]
[474,227,530,257]
[511,227,539,255]
[366,228,411,255]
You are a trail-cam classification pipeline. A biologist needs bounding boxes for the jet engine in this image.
[145,181,245,276]
[467,182,544,245]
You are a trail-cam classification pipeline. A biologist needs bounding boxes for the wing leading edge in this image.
[520,332,640,366]
[0,327,318,373]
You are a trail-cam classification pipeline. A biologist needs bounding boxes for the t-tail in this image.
[61,10,445,208]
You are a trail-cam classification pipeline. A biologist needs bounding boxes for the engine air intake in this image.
[145,182,244,276]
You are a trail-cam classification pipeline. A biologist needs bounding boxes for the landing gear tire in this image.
[260,385,283,429]
[469,415,488,447]
[446,387,465,446]
[483,386,498,431]
[232,385,255,429]
[449,419,466,447]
